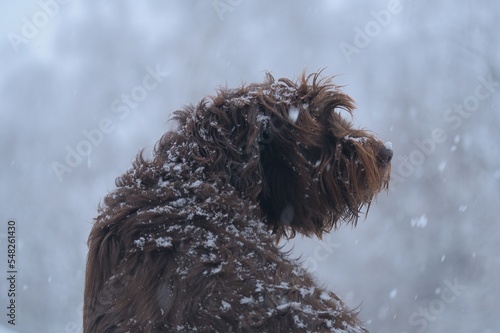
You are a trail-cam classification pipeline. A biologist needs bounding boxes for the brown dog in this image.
[83,72,392,332]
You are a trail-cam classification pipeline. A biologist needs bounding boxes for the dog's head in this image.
[175,72,392,239]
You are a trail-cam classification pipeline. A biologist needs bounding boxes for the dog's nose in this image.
[378,146,393,164]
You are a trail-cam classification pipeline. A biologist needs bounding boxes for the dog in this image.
[83,71,392,332]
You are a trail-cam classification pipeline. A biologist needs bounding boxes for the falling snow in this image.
[410,215,428,228]
[288,106,300,123]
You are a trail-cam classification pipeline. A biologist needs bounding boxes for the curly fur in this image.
[83,72,392,332]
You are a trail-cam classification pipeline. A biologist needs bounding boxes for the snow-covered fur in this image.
[83,72,392,332]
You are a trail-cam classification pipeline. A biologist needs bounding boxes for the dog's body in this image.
[84,72,392,332]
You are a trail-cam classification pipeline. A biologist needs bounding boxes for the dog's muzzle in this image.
[377,143,393,165]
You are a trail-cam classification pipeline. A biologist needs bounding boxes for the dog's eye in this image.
[341,141,356,158]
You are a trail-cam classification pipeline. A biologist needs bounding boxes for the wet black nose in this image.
[378,146,393,164]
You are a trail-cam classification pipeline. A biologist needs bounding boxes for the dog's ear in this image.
[256,107,319,239]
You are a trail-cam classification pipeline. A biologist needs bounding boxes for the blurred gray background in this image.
[1,1,499,332]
